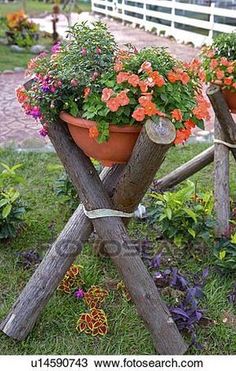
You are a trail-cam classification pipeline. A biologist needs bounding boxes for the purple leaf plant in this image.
[140,240,209,348]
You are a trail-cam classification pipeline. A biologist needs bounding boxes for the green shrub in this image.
[213,234,236,273]
[54,172,79,211]
[148,181,214,248]
[0,163,26,240]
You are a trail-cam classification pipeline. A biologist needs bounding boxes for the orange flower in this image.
[193,102,210,120]
[220,57,230,67]
[117,91,130,106]
[139,80,149,93]
[224,77,233,86]
[174,128,191,144]
[106,97,120,112]
[101,88,113,102]
[144,101,158,116]
[198,69,206,82]
[114,61,123,72]
[171,109,183,121]
[139,61,152,74]
[89,126,99,139]
[83,87,91,98]
[227,66,234,74]
[150,71,165,87]
[167,71,178,83]
[184,119,195,130]
[132,107,145,122]
[128,74,140,87]
[116,72,130,84]
[16,86,28,104]
[179,72,190,85]
[216,69,224,80]
[210,59,218,69]
[138,94,152,107]
[206,50,215,58]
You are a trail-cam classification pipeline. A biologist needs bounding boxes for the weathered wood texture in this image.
[207,85,236,160]
[1,121,187,355]
[214,117,230,237]
[0,165,124,337]
[153,146,214,192]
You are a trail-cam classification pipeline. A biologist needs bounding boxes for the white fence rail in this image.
[91,0,236,46]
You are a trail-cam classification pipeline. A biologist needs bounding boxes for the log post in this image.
[214,117,230,237]
[207,84,236,160]
[1,120,187,354]
[153,146,214,192]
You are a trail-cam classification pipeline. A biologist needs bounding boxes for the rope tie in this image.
[214,139,236,149]
[83,206,134,219]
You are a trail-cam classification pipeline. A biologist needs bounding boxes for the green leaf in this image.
[0,199,8,208]
[2,203,12,219]
[184,207,197,223]
[219,250,226,260]
[188,228,196,238]
[165,208,172,220]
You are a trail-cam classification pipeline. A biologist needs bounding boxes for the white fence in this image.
[91,0,236,46]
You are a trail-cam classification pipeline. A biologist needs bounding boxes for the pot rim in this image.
[60,111,142,133]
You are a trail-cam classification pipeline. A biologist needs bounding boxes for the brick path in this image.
[0,13,216,150]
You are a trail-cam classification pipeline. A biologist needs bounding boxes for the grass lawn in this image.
[0,1,91,17]
[0,44,35,71]
[0,144,236,355]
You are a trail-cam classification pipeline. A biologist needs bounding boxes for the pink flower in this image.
[81,48,87,56]
[74,288,85,299]
[51,42,61,54]
[39,126,48,137]
[96,47,102,55]
[71,79,78,87]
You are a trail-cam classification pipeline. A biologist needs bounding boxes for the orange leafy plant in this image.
[77,308,108,336]
[58,264,84,294]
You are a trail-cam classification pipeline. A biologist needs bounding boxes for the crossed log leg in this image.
[0,118,187,354]
[207,85,236,237]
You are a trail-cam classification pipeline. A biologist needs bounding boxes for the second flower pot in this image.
[60,112,142,167]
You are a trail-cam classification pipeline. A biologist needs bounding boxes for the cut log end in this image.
[206,84,220,96]
[145,117,176,145]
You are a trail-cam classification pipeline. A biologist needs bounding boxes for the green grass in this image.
[0,144,236,355]
[0,1,91,17]
[0,44,35,71]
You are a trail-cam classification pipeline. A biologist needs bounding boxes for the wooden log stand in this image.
[1,85,235,354]
[0,118,188,355]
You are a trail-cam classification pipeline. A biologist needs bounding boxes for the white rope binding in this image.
[83,205,134,219]
[214,139,236,148]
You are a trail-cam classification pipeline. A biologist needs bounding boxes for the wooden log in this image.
[0,165,125,336]
[207,84,236,160]
[1,120,187,354]
[214,117,230,237]
[112,118,175,213]
[153,146,214,192]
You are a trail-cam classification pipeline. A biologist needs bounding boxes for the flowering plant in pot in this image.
[6,10,39,47]
[201,32,236,113]
[16,22,209,166]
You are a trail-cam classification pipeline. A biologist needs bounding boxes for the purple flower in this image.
[51,42,61,54]
[74,288,84,299]
[30,106,41,119]
[39,126,48,137]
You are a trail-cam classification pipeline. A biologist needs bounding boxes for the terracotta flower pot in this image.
[222,89,236,114]
[60,112,142,167]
